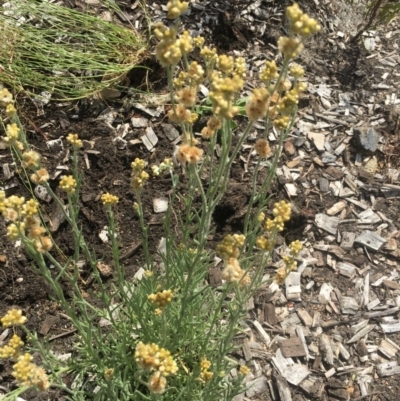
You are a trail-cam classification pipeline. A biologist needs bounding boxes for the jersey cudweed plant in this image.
[0,2,319,400]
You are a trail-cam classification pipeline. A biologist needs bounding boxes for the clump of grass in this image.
[0,0,147,101]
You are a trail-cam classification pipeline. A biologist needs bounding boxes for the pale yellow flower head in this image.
[34,236,53,253]
[22,199,39,217]
[179,30,193,54]
[277,37,304,59]
[290,63,305,79]
[1,309,27,327]
[254,138,271,158]
[239,365,251,376]
[289,240,303,255]
[148,289,173,308]
[135,342,178,377]
[0,87,13,104]
[101,193,119,206]
[66,133,83,148]
[148,371,167,394]
[167,0,188,19]
[286,3,321,36]
[217,55,234,75]
[222,257,250,286]
[6,103,16,117]
[0,334,24,359]
[11,353,50,390]
[260,60,279,82]
[194,36,205,48]
[176,144,203,165]
[59,175,77,194]
[104,368,114,381]
[30,168,50,184]
[22,150,41,170]
[156,40,182,66]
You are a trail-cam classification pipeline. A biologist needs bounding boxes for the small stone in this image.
[284,140,296,156]
[353,127,380,154]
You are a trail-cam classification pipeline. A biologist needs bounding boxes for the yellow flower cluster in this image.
[216,234,245,260]
[135,342,178,394]
[0,334,24,359]
[290,63,305,79]
[0,87,13,104]
[193,36,205,48]
[286,3,321,36]
[275,4,319,62]
[151,158,174,176]
[265,200,292,232]
[201,116,222,139]
[278,37,304,60]
[176,143,203,165]
[6,103,16,117]
[3,123,24,150]
[256,236,276,252]
[131,158,149,190]
[1,309,27,327]
[0,194,52,252]
[166,0,188,19]
[199,357,213,382]
[31,168,50,184]
[174,61,205,88]
[22,150,41,170]
[101,193,119,206]
[148,289,173,308]
[260,60,279,82]
[66,133,83,148]
[239,365,250,376]
[234,57,246,79]
[217,55,234,75]
[11,353,50,391]
[246,87,271,121]
[273,240,303,284]
[222,257,250,286]
[209,73,244,119]
[154,23,192,67]
[104,368,114,381]
[254,138,271,158]
[59,175,77,194]
[135,342,178,376]
[0,310,49,391]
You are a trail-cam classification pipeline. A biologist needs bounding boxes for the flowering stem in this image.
[136,192,151,270]
[106,205,125,281]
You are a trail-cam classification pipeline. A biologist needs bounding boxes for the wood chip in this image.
[355,230,386,251]
[337,262,357,278]
[376,361,400,377]
[315,214,340,235]
[39,315,58,336]
[297,309,313,327]
[264,303,278,325]
[320,333,334,365]
[252,320,271,345]
[280,337,307,358]
[327,201,347,216]
[380,320,400,333]
[285,272,301,301]
[273,374,292,401]
[347,324,376,344]
[141,126,158,151]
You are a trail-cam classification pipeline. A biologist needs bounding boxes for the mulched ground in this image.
[1,0,400,400]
